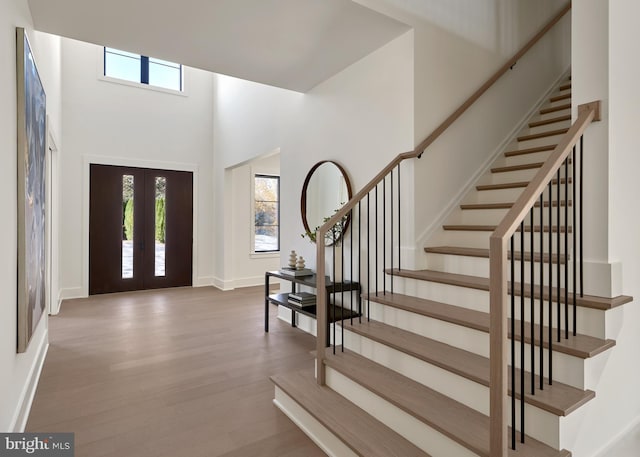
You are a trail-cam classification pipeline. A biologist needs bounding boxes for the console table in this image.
[264,271,361,345]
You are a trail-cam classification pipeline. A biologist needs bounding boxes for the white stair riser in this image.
[273,387,359,457]
[437,230,572,252]
[325,368,477,457]
[451,206,572,225]
[546,98,572,109]
[537,107,571,122]
[468,185,570,203]
[423,253,574,286]
[502,150,555,167]
[368,300,489,357]
[517,134,567,149]
[481,168,541,185]
[527,119,572,135]
[341,331,568,448]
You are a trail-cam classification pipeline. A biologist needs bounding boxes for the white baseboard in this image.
[59,287,85,301]
[232,275,265,289]
[212,276,233,291]
[193,276,215,288]
[10,331,49,432]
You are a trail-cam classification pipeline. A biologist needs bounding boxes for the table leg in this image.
[264,274,269,332]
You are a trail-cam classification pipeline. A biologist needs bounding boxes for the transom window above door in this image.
[103,47,183,92]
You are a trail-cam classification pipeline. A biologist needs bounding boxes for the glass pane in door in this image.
[155,176,166,277]
[122,175,134,279]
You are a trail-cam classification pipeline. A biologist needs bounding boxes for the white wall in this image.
[212,74,302,288]
[570,1,640,456]
[230,154,281,288]
[0,1,62,431]
[212,31,414,287]
[59,38,216,298]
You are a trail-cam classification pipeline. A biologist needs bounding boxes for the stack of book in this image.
[288,292,316,308]
[279,267,313,277]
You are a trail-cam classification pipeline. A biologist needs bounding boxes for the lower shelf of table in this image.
[268,293,361,322]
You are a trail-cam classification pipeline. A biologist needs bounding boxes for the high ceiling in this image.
[27,0,410,92]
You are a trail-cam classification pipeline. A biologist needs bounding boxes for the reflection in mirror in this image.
[301,161,352,246]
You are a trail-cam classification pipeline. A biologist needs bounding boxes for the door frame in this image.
[81,155,199,297]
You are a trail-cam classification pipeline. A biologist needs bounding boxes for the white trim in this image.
[10,332,49,432]
[81,155,200,297]
[232,275,267,289]
[212,276,233,291]
[193,276,215,288]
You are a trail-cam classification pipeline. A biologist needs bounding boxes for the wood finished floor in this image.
[26,286,325,457]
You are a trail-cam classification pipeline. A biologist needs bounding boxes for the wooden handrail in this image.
[488,100,601,456]
[315,0,572,394]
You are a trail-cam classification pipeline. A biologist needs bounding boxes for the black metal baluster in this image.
[564,160,569,339]
[548,181,553,385]
[359,202,362,323]
[580,135,584,298]
[367,193,370,321]
[350,210,354,326]
[398,164,401,271]
[391,169,394,294]
[572,145,577,336]
[332,228,336,354]
[520,221,525,443]
[511,235,516,450]
[539,193,544,391]
[383,177,386,295]
[341,220,344,352]
[530,208,535,395]
[556,169,561,343]
[375,185,378,298]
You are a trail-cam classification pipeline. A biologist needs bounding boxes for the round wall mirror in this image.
[301,161,353,246]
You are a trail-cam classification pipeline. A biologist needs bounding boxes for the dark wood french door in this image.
[89,164,193,295]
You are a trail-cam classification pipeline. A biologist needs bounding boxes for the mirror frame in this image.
[300,160,353,246]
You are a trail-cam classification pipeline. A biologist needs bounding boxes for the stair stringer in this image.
[414,67,571,267]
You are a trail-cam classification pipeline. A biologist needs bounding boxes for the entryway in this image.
[89,164,193,295]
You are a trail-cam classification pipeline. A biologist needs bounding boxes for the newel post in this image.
[489,234,508,457]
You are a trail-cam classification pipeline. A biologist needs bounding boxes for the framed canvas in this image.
[16,27,47,353]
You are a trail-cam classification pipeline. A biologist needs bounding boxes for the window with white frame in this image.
[104,47,183,91]
[254,175,280,253]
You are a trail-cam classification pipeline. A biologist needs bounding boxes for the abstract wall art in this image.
[16,27,47,353]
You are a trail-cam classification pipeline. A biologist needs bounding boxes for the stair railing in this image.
[314,1,571,385]
[489,100,601,455]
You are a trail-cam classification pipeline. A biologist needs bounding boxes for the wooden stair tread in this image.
[443,225,572,233]
[388,268,632,311]
[492,162,544,173]
[324,350,572,457]
[423,246,567,263]
[518,128,569,142]
[504,144,557,157]
[559,83,571,91]
[529,115,571,128]
[540,103,571,114]
[339,317,593,417]
[461,200,571,210]
[550,92,571,102]
[477,177,570,191]
[271,369,431,457]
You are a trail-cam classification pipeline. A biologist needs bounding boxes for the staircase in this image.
[272,75,633,456]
